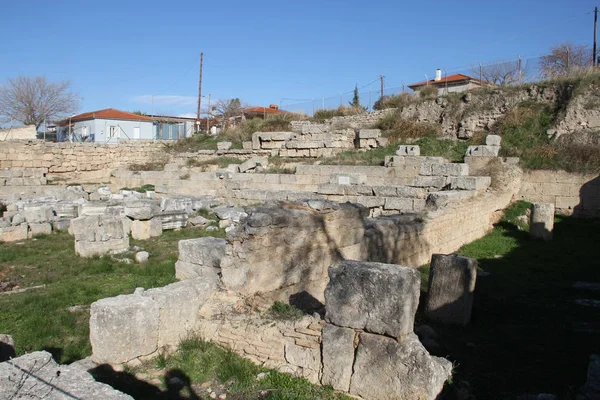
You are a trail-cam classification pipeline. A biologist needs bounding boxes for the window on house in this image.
[108,126,120,138]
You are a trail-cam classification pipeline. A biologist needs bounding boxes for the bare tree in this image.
[472,60,525,86]
[0,76,80,130]
[540,42,592,78]
[215,98,243,120]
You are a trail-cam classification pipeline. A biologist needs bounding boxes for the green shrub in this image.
[374,111,441,145]
[268,301,304,320]
[373,92,416,111]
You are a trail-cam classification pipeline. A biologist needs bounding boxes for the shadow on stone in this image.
[289,291,324,315]
[89,364,202,400]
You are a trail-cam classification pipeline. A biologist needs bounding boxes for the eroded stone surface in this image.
[0,351,132,399]
[325,260,420,339]
[349,333,452,400]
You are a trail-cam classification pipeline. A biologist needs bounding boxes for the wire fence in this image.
[279,51,594,116]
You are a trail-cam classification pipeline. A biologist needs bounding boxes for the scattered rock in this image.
[135,251,150,264]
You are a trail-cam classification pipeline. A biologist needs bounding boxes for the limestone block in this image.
[90,294,159,364]
[485,134,502,146]
[79,203,108,216]
[178,237,227,266]
[23,205,53,223]
[413,176,447,189]
[175,260,221,284]
[0,351,133,399]
[325,260,420,339]
[321,324,355,391]
[358,129,381,139]
[284,343,321,382]
[448,176,491,191]
[242,141,253,150]
[135,251,149,263]
[161,197,193,213]
[530,203,555,240]
[396,145,420,156]
[384,197,413,211]
[466,145,500,157]
[217,141,232,150]
[238,156,269,173]
[426,190,477,208]
[28,222,52,237]
[0,224,28,242]
[124,200,160,220]
[329,173,366,185]
[142,279,215,346]
[130,217,162,240]
[52,219,72,231]
[159,211,188,230]
[53,202,79,219]
[213,206,247,222]
[425,254,477,326]
[75,237,129,258]
[349,332,452,400]
[432,163,469,176]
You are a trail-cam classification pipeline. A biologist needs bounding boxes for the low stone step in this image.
[447,176,491,191]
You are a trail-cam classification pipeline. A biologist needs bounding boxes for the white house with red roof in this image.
[57,108,156,143]
[408,69,484,96]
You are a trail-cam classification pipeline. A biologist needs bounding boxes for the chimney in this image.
[269,104,279,110]
[435,69,442,82]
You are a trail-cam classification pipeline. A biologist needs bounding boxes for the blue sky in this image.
[0,0,597,117]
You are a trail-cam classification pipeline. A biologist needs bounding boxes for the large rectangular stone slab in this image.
[325,260,420,339]
[425,253,478,326]
[90,294,159,364]
[321,324,355,392]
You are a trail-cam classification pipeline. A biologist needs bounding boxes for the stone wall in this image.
[0,141,167,183]
[517,170,599,217]
[0,125,37,141]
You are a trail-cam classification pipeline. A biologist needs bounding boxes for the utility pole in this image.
[594,6,598,66]
[206,94,211,132]
[197,52,204,125]
[517,55,522,85]
[380,75,385,98]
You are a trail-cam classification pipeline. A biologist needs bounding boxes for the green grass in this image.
[120,184,156,193]
[0,228,225,364]
[320,145,396,166]
[132,335,350,400]
[418,201,600,399]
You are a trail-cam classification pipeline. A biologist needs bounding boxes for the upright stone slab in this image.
[321,324,355,392]
[325,260,420,339]
[425,253,477,326]
[530,202,555,240]
[130,217,162,240]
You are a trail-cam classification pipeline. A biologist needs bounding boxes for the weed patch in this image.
[0,228,225,364]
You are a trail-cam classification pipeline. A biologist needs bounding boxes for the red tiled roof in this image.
[67,108,155,123]
[408,74,480,89]
[243,106,288,115]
